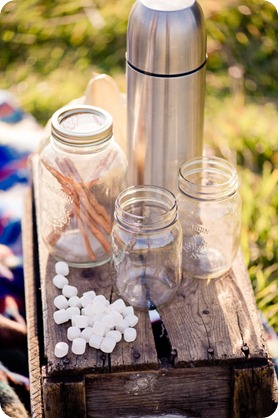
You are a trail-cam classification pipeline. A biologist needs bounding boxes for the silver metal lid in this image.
[127,0,207,76]
[51,105,113,146]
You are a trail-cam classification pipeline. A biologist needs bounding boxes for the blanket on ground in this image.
[0,91,43,416]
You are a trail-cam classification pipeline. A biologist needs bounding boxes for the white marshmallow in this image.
[92,300,106,314]
[74,315,89,329]
[55,261,69,276]
[66,307,80,319]
[116,318,129,334]
[109,299,126,313]
[80,294,94,308]
[87,316,95,327]
[53,309,69,325]
[100,336,116,353]
[94,313,106,323]
[122,306,134,318]
[109,310,123,326]
[54,295,69,310]
[92,321,105,337]
[80,327,94,342]
[53,274,69,289]
[71,315,79,327]
[62,285,78,298]
[124,327,137,343]
[102,314,115,329]
[83,304,95,316]
[92,295,107,305]
[104,326,112,335]
[54,342,69,358]
[83,290,96,299]
[89,334,103,349]
[68,296,82,308]
[72,338,86,355]
[67,326,81,341]
[125,314,139,328]
[106,330,122,343]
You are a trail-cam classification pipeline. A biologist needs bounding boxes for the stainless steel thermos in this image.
[126,0,207,193]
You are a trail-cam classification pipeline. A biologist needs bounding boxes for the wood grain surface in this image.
[22,186,44,418]
[23,154,277,418]
[85,367,232,418]
[159,251,268,366]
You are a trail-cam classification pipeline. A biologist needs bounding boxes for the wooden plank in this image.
[32,154,158,376]
[43,379,64,418]
[85,367,232,418]
[41,254,113,376]
[159,250,269,366]
[232,363,277,418]
[22,186,44,418]
[109,289,158,372]
[43,374,86,418]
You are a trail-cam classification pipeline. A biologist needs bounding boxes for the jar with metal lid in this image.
[111,185,182,309]
[177,156,241,279]
[38,105,127,267]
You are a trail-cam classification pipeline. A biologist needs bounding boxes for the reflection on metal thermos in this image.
[126,0,207,193]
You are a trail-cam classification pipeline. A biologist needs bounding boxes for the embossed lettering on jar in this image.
[38,105,127,267]
[177,157,242,279]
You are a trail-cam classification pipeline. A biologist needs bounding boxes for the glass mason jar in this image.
[177,157,241,279]
[111,185,182,309]
[38,105,127,267]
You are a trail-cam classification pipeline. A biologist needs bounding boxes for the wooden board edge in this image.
[232,362,278,418]
[22,185,44,418]
[84,366,232,418]
[42,374,86,418]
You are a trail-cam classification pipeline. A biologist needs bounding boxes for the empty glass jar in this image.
[38,105,127,267]
[177,156,241,279]
[111,186,182,309]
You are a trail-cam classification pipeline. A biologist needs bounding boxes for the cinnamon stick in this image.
[74,199,96,260]
[62,157,111,231]
[86,148,118,188]
[78,203,111,254]
[41,157,111,256]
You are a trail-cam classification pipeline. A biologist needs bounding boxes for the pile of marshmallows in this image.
[53,261,139,358]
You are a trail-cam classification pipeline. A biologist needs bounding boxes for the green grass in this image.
[1,0,277,330]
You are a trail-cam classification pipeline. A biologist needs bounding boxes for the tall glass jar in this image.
[177,157,241,279]
[111,185,182,309]
[38,105,127,267]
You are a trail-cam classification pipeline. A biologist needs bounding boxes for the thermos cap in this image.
[127,0,207,76]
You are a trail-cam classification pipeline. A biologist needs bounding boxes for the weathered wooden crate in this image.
[22,158,277,418]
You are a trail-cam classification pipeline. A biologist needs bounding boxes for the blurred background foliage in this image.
[0,0,277,330]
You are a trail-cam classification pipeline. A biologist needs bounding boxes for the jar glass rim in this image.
[51,105,113,147]
[178,156,238,201]
[114,185,178,232]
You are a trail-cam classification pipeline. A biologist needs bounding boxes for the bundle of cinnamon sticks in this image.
[41,154,116,261]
